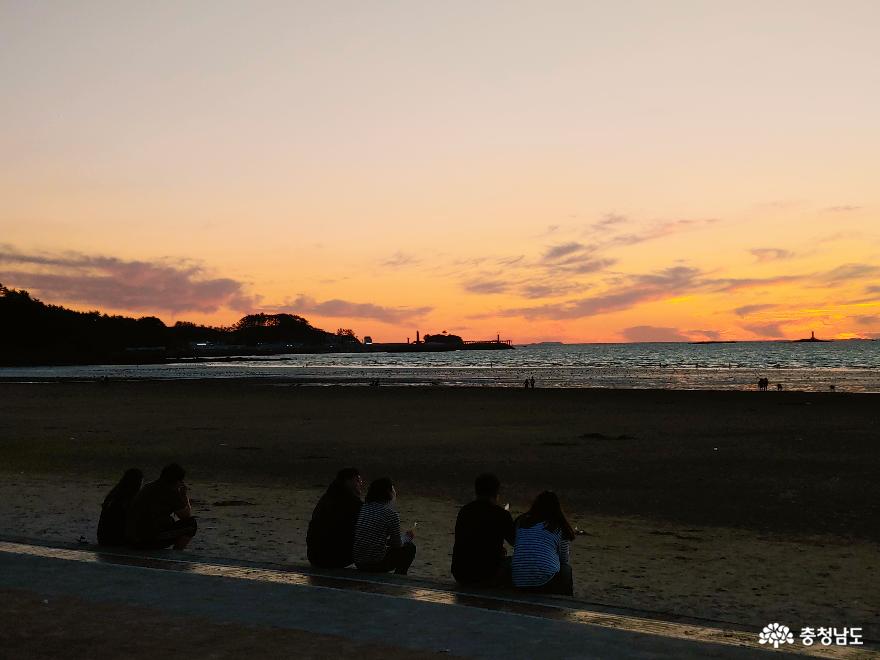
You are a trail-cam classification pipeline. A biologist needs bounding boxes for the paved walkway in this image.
[0,539,870,659]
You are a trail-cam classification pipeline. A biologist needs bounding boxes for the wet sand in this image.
[0,380,877,630]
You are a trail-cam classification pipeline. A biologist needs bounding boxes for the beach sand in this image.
[0,381,877,631]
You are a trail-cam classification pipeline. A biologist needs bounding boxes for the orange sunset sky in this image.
[1,1,878,343]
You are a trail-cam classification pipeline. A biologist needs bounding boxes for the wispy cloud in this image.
[381,251,420,268]
[823,205,861,213]
[282,295,431,324]
[734,303,779,317]
[824,263,880,283]
[585,213,629,233]
[482,266,703,320]
[462,279,509,295]
[744,322,786,338]
[543,242,587,262]
[606,218,719,248]
[621,325,691,342]
[750,248,794,263]
[689,329,722,340]
[0,246,259,314]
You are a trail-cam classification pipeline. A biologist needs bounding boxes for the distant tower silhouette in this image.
[811,331,815,340]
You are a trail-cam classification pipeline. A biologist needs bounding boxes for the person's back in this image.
[97,468,143,546]
[510,491,575,596]
[451,473,515,585]
[125,463,196,550]
[353,500,399,564]
[511,523,568,587]
[307,468,363,568]
[352,478,415,574]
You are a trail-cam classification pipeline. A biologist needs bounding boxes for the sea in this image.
[2,340,878,392]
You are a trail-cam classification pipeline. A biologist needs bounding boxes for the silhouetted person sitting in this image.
[511,491,575,596]
[125,463,197,550]
[451,473,515,587]
[353,477,416,574]
[307,467,364,568]
[97,468,143,546]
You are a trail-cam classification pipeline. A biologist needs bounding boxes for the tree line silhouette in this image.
[0,284,360,366]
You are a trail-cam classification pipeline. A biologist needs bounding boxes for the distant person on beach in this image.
[125,463,197,550]
[758,377,769,391]
[511,491,575,596]
[97,468,143,546]
[530,376,536,389]
[451,473,515,586]
[307,467,364,568]
[352,477,416,574]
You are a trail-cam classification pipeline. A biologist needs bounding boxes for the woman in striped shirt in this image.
[353,477,416,574]
[511,491,575,596]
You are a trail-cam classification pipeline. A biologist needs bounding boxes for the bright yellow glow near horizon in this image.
[1,2,879,342]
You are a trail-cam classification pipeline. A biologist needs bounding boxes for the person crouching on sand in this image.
[97,468,143,546]
[451,472,515,587]
[352,477,416,574]
[511,491,575,596]
[125,463,197,550]
[307,467,364,568]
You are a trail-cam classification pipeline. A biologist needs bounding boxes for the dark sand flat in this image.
[0,381,877,630]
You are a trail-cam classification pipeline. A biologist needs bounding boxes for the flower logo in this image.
[759,623,794,648]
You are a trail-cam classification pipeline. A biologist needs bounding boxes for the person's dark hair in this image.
[474,472,501,499]
[365,477,395,503]
[517,491,575,541]
[159,463,186,484]
[335,467,360,484]
[103,468,143,507]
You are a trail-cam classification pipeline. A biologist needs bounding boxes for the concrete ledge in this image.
[1,536,870,659]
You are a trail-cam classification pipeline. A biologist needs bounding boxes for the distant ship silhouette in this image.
[792,330,830,343]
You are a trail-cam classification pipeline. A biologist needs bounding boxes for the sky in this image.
[1,1,878,342]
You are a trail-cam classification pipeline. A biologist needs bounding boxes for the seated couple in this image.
[307,469,416,575]
[97,463,197,551]
[452,473,574,596]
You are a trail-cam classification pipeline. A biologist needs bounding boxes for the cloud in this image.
[744,322,786,338]
[585,213,628,233]
[555,257,617,274]
[734,303,778,317]
[852,315,877,326]
[496,255,525,267]
[867,285,880,294]
[824,263,880,282]
[607,218,719,248]
[519,281,585,299]
[543,242,587,262]
[0,246,259,314]
[750,248,794,263]
[485,266,703,320]
[283,295,431,324]
[689,329,722,340]
[462,279,509,295]
[381,251,420,268]
[707,275,803,292]
[823,205,861,213]
[621,325,691,342]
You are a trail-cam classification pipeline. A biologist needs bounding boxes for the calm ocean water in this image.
[2,341,878,392]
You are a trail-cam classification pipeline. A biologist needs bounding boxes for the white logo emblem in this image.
[759,623,795,648]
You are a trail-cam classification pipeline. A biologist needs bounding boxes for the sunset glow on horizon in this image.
[2,1,878,343]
